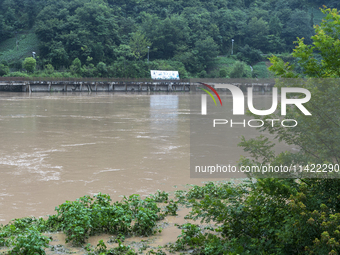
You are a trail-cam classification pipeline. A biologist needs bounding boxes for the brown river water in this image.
[0,92,292,253]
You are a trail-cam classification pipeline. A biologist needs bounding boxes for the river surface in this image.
[0,92,291,224]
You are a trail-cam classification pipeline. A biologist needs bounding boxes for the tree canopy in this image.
[234,7,340,254]
[0,0,332,77]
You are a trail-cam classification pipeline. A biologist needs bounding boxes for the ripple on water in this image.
[0,149,63,181]
[61,143,96,147]
[93,169,122,174]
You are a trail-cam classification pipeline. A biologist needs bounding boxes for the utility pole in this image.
[147,46,150,63]
[231,39,234,55]
[15,31,18,51]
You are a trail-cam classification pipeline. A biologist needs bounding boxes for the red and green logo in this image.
[199,82,223,106]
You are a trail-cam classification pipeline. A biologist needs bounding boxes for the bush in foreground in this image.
[1,181,340,254]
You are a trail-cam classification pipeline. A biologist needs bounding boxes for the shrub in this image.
[96,62,107,77]
[22,57,36,73]
[44,64,54,75]
[0,64,9,76]
[46,193,161,245]
[229,61,251,78]
[236,44,263,64]
[4,71,30,77]
[81,64,97,77]
[70,58,82,76]
[198,70,207,78]
[252,61,270,78]
[8,227,49,255]
[219,68,227,78]
[10,60,23,70]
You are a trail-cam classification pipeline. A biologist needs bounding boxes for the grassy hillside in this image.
[0,32,39,64]
[311,7,327,25]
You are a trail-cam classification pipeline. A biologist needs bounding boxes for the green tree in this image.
[35,0,119,66]
[281,9,314,49]
[45,41,69,70]
[290,8,340,78]
[0,63,9,76]
[70,58,82,76]
[154,14,191,59]
[129,31,152,61]
[262,8,340,166]
[96,62,107,77]
[214,9,247,54]
[193,36,219,71]
[236,44,263,64]
[22,57,36,73]
[244,17,269,52]
[0,15,11,43]
[44,63,54,75]
[269,8,340,78]
[236,7,340,253]
[229,61,251,78]
[269,15,282,36]
[219,68,227,78]
[113,44,134,60]
[164,7,340,254]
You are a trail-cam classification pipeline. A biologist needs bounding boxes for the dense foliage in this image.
[0,191,178,254]
[233,6,340,254]
[0,0,334,77]
[0,4,340,255]
[1,179,340,254]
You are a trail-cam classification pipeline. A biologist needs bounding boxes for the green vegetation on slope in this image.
[0,33,39,65]
[1,7,340,255]
[0,0,335,78]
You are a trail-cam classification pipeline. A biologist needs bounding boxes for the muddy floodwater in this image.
[0,92,291,225]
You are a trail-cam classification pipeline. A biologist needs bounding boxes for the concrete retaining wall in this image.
[0,81,191,92]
